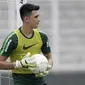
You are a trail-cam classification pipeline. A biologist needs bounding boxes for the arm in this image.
[0,32,17,70]
[0,56,14,70]
[44,52,53,67]
[0,53,36,70]
[40,32,53,67]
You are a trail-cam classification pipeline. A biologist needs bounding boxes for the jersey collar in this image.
[19,27,34,39]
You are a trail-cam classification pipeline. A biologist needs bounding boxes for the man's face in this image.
[25,10,40,29]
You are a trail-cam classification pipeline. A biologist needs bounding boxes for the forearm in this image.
[44,53,53,66]
[48,58,53,66]
[0,52,33,70]
[0,61,14,70]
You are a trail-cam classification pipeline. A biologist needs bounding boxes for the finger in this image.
[35,74,43,77]
[28,67,36,71]
[35,73,45,77]
[43,71,49,75]
[47,64,52,70]
[27,64,36,67]
[24,63,36,68]
[24,52,31,58]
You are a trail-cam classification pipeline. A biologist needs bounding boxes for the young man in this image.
[0,3,53,85]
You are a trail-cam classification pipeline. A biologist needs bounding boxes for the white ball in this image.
[32,54,48,73]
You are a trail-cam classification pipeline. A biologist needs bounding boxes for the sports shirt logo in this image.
[23,43,37,50]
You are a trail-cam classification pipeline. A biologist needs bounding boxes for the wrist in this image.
[13,60,22,68]
[12,62,16,68]
[48,64,52,69]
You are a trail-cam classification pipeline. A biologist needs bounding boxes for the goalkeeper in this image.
[0,3,53,85]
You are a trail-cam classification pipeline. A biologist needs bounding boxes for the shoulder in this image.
[39,31,48,37]
[34,29,47,36]
[5,31,17,42]
[0,31,18,57]
[39,31,48,43]
[3,31,18,48]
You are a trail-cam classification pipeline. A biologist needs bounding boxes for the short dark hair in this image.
[19,3,40,21]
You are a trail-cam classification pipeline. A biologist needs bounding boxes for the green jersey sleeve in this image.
[39,31,51,54]
[0,31,18,57]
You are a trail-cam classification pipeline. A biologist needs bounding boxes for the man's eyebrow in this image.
[34,15,39,18]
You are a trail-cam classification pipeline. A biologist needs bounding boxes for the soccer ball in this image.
[32,54,48,73]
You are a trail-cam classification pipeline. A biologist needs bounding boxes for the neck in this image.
[21,24,33,36]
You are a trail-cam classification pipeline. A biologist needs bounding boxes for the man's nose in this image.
[38,19,40,22]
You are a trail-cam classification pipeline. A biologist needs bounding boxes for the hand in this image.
[35,64,52,77]
[13,52,36,70]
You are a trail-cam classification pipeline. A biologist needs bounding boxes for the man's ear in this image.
[24,16,30,23]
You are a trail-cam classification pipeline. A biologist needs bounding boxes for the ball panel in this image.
[32,54,48,73]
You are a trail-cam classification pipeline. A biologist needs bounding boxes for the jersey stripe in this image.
[0,32,15,55]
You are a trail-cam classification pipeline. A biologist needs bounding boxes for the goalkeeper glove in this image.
[13,52,36,70]
[35,64,52,77]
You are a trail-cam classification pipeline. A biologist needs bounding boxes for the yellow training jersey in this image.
[10,29,42,74]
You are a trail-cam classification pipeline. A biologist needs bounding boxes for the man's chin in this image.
[34,26,38,29]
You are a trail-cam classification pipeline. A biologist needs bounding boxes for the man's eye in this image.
[35,15,39,18]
